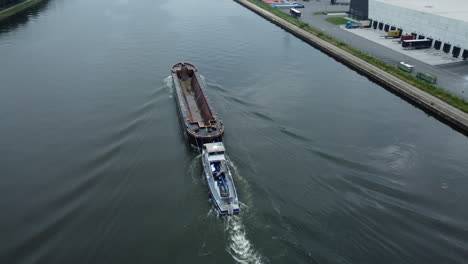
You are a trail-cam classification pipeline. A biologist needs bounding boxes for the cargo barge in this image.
[171,62,224,147]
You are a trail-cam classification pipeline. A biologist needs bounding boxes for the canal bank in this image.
[284,1,468,101]
[0,0,46,21]
[2,0,468,262]
[235,0,468,134]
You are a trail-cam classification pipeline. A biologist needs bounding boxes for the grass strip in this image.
[245,0,468,113]
[325,17,350,25]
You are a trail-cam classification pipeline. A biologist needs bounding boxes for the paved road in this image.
[281,1,468,100]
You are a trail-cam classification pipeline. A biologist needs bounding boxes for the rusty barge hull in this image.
[171,62,224,147]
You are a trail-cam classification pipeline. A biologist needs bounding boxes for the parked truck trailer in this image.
[386,30,401,38]
[402,39,432,50]
[400,35,414,41]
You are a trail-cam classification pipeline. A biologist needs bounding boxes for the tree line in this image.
[1,0,24,9]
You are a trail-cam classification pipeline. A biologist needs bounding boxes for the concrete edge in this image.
[235,0,468,135]
[0,0,46,21]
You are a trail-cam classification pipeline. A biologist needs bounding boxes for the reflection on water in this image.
[0,0,51,35]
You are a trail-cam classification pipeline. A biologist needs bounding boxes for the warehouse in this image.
[366,0,468,60]
[349,0,368,20]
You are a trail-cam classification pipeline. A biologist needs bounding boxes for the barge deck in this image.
[171,62,225,147]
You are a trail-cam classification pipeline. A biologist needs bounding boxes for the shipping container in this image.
[416,72,437,84]
[387,30,401,38]
[262,0,282,4]
[397,62,414,73]
[401,35,414,41]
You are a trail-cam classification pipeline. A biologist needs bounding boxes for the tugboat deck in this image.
[202,142,240,215]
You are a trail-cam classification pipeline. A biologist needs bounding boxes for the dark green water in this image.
[0,0,467,263]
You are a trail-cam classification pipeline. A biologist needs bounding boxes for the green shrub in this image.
[325,17,350,25]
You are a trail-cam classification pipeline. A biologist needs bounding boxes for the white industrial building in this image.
[368,0,468,60]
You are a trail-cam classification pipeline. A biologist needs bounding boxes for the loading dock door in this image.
[390,26,396,31]
[418,35,425,39]
[384,24,389,32]
[452,46,461,58]
[434,40,441,50]
[462,50,468,60]
[443,43,451,53]
[427,38,433,47]
[373,21,378,29]
[378,22,383,30]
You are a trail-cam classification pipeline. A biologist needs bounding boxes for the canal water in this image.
[0,0,467,263]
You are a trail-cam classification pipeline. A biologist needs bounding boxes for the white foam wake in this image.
[187,154,202,183]
[164,76,173,97]
[225,158,255,206]
[225,216,264,264]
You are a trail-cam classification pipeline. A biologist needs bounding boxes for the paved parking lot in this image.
[278,1,468,99]
[342,27,461,66]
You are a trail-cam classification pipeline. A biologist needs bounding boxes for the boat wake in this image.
[225,157,256,207]
[225,215,264,264]
[187,153,203,184]
[176,85,262,263]
[164,76,173,97]
[223,159,264,264]
[198,155,263,263]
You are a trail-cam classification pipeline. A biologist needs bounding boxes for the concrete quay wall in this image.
[235,0,468,134]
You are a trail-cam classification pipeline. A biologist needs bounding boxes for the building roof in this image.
[374,0,468,23]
